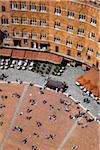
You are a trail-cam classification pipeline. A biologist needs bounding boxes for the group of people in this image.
[0,82,95,150]
[0,73,8,80]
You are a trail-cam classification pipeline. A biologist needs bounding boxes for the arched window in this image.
[3,30,10,39]
[30,18,37,26]
[54,7,61,15]
[13,28,20,37]
[22,29,29,38]
[30,3,36,11]
[54,21,60,28]
[40,4,46,12]
[21,17,27,25]
[40,19,46,26]
[1,18,8,24]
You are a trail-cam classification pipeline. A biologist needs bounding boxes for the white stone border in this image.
[63,94,98,122]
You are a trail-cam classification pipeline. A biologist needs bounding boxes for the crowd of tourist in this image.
[16,88,94,149]
[0,81,96,150]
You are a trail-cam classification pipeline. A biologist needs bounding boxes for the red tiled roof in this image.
[91,86,100,97]
[77,76,90,85]
[76,67,100,98]
[84,67,99,85]
[85,82,96,91]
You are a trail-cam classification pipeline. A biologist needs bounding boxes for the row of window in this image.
[1,2,97,25]
[13,30,95,41]
[67,11,97,25]
[1,18,96,40]
[66,50,93,60]
[1,18,9,24]
[3,36,98,59]
[10,2,46,12]
[11,17,97,26]
[12,31,94,52]
[13,31,47,40]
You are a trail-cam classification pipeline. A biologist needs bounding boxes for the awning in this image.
[24,51,38,60]
[0,49,12,56]
[12,49,25,59]
[76,76,90,85]
[76,67,100,98]
[85,82,96,91]
[91,87,100,98]
[0,48,63,64]
[24,51,63,64]
[38,52,63,64]
[84,67,99,84]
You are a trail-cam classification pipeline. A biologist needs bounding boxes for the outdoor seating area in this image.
[0,58,66,76]
[0,48,63,65]
[0,82,98,150]
[76,67,100,102]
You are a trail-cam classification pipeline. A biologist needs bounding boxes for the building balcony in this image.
[13,35,21,38]
[54,26,61,30]
[87,51,93,55]
[21,8,27,11]
[90,22,96,27]
[11,7,18,11]
[54,40,60,44]
[76,47,83,51]
[22,35,29,39]
[30,9,36,12]
[67,44,72,48]
[89,37,95,41]
[32,37,37,40]
[96,52,100,59]
[40,25,46,27]
[40,10,46,13]
[79,18,86,22]
[40,47,47,51]
[67,16,74,19]
[54,13,61,16]
[67,30,73,34]
[12,22,19,25]
[77,33,85,37]
[22,23,28,26]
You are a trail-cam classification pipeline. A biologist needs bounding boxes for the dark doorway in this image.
[0,30,4,44]
[40,43,47,50]
[31,42,38,49]
[61,59,68,66]
[96,61,99,68]
[67,50,71,56]
[2,6,6,12]
[13,40,21,46]
[55,46,59,52]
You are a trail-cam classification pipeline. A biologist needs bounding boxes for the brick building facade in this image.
[0,0,100,67]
